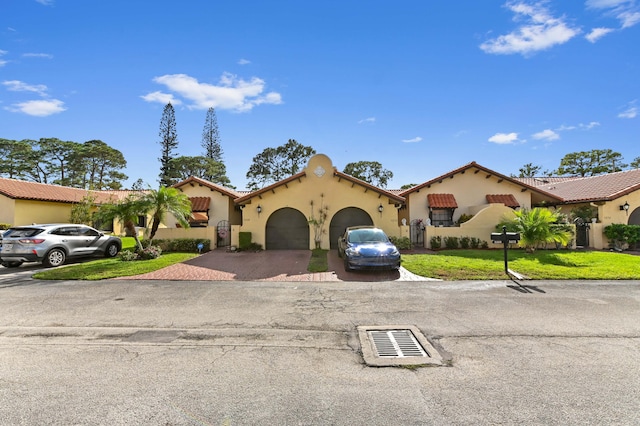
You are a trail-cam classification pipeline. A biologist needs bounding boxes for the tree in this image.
[517,163,542,177]
[37,138,80,186]
[343,161,394,188]
[246,139,316,190]
[498,208,572,253]
[201,107,223,162]
[69,194,97,225]
[68,140,128,190]
[158,103,179,186]
[400,183,418,190]
[144,186,192,242]
[557,149,626,176]
[0,139,34,179]
[630,157,640,169]
[94,194,149,252]
[171,156,232,187]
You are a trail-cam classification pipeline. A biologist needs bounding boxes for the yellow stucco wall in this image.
[239,154,402,250]
[0,195,16,225]
[407,168,533,225]
[14,199,73,225]
[166,184,237,229]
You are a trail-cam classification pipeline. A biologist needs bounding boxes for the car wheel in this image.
[343,257,352,272]
[1,261,23,268]
[44,248,66,267]
[105,242,119,258]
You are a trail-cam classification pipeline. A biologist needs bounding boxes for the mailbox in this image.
[491,232,520,244]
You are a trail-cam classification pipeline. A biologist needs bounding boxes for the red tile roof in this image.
[190,212,209,222]
[538,168,640,203]
[427,193,458,208]
[486,194,520,208]
[173,176,241,199]
[189,197,210,212]
[0,177,139,204]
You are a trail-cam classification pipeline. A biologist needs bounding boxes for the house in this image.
[0,177,140,234]
[3,155,640,251]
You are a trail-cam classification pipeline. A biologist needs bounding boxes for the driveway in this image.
[117,249,434,282]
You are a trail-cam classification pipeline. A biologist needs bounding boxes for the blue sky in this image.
[1,0,639,190]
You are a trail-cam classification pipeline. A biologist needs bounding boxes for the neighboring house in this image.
[3,156,640,251]
[0,177,143,234]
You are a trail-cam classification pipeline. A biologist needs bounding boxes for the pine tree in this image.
[201,107,223,162]
[158,103,179,186]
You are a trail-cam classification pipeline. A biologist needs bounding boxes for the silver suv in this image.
[0,224,121,268]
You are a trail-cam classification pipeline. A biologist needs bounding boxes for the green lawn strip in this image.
[308,249,328,272]
[32,252,198,280]
[402,250,640,280]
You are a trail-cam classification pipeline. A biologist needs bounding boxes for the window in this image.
[430,209,454,227]
[136,215,147,227]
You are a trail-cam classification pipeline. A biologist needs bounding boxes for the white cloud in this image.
[35,0,54,5]
[556,124,576,131]
[3,80,48,96]
[238,58,251,65]
[618,101,638,118]
[402,137,422,143]
[480,1,580,55]
[5,99,66,116]
[144,72,282,112]
[23,52,54,59]
[581,121,601,129]
[488,132,519,144]
[140,91,182,105]
[586,0,640,29]
[0,50,7,67]
[585,27,615,42]
[532,129,560,140]
[358,117,376,124]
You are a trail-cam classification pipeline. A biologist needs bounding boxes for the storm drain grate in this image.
[358,325,443,367]
[369,330,428,358]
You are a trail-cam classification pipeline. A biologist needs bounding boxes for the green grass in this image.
[32,252,198,280]
[402,249,640,280]
[308,249,328,272]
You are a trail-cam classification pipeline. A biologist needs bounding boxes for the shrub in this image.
[239,232,252,250]
[457,214,474,225]
[146,239,210,253]
[0,223,11,230]
[138,245,162,260]
[470,237,481,249]
[444,236,459,249]
[481,240,489,249]
[430,236,442,249]
[460,236,471,249]
[604,224,640,251]
[119,250,138,262]
[389,236,411,250]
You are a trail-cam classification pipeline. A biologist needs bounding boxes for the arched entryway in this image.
[265,208,310,249]
[628,207,640,225]
[329,207,373,249]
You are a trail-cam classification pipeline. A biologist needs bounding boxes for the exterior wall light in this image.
[620,201,630,214]
[257,205,262,214]
[378,204,384,213]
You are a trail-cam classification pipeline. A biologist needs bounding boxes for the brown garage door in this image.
[329,207,373,249]
[266,208,310,250]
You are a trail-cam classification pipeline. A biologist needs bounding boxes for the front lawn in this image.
[402,249,640,280]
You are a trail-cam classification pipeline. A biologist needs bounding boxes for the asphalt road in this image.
[1,272,639,425]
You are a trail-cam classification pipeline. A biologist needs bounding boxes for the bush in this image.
[460,236,471,249]
[119,250,138,262]
[239,232,252,250]
[604,224,640,251]
[138,245,162,260]
[147,239,210,253]
[0,223,11,230]
[389,236,411,250]
[470,237,481,249]
[444,236,459,249]
[457,214,474,225]
[430,236,442,249]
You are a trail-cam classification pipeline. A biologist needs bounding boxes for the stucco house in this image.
[3,154,640,251]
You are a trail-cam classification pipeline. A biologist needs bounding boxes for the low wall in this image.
[153,227,218,250]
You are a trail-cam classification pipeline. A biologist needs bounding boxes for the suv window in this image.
[4,228,44,238]
[78,227,100,237]
[51,227,79,236]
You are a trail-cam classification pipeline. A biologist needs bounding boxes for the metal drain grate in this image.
[369,330,428,358]
[358,325,443,367]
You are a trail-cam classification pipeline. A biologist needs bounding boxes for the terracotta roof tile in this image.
[0,177,138,204]
[190,212,209,222]
[486,194,520,208]
[189,197,210,212]
[538,168,640,203]
[427,193,458,208]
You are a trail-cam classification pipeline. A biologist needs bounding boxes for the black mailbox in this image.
[491,232,520,244]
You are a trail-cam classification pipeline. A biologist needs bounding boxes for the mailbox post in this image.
[491,226,521,275]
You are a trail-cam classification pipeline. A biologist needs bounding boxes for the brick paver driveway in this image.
[120,249,432,282]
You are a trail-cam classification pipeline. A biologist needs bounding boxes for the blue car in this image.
[337,226,401,272]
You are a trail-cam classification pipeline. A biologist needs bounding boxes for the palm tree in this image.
[499,208,572,253]
[144,186,192,242]
[95,194,149,252]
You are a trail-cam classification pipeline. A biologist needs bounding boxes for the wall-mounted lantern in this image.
[257,205,262,215]
[620,201,630,214]
[378,204,384,213]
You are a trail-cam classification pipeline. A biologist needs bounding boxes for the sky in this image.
[1,0,639,190]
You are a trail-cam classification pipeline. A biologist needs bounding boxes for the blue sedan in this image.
[337,226,401,272]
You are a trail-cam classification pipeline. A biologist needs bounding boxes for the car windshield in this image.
[3,228,43,238]
[348,229,389,243]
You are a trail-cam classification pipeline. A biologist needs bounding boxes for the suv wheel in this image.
[105,242,119,258]
[44,248,66,267]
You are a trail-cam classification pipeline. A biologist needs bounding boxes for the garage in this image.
[329,207,373,249]
[266,208,310,249]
